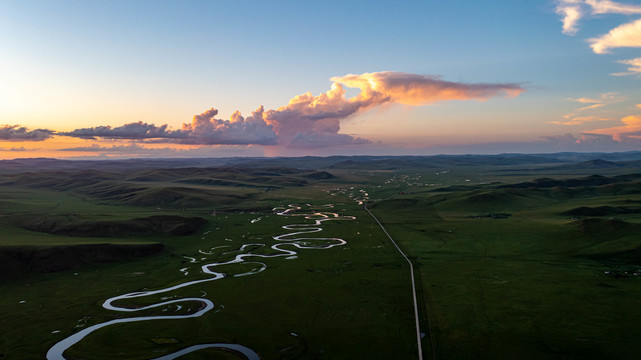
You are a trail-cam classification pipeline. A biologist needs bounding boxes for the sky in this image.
[1,0,641,159]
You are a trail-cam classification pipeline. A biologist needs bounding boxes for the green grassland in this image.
[363,166,641,359]
[2,154,641,359]
[1,209,417,359]
[0,163,416,359]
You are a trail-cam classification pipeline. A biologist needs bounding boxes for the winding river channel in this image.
[47,204,355,360]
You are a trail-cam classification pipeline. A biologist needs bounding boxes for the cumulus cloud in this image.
[173,106,278,145]
[0,125,54,141]
[64,107,278,145]
[556,0,585,35]
[588,18,641,53]
[261,71,523,146]
[62,122,172,140]
[261,82,382,145]
[58,71,523,148]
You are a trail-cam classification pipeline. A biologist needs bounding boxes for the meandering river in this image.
[47,204,354,360]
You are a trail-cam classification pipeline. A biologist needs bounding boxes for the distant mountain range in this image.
[2,151,641,173]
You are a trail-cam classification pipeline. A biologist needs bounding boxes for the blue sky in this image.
[1,0,640,158]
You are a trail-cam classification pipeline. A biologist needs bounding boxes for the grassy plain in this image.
[1,154,641,359]
[363,163,641,359]
[0,163,416,359]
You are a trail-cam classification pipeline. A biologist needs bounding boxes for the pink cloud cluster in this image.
[262,71,523,147]
[3,71,524,148]
[260,82,377,147]
[175,106,277,145]
[331,72,523,105]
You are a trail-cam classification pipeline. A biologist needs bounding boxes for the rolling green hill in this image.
[3,154,641,359]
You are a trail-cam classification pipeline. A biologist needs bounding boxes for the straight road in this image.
[364,203,436,360]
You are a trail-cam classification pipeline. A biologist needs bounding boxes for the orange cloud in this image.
[569,92,623,105]
[573,97,601,104]
[549,116,612,125]
[578,103,606,111]
[330,71,523,106]
[2,71,524,149]
[261,71,523,147]
[558,92,623,125]
[261,82,377,147]
[590,114,641,140]
[589,18,641,54]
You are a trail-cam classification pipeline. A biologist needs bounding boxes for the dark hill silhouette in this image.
[563,206,641,216]
[0,243,164,277]
[499,175,620,189]
[19,215,206,237]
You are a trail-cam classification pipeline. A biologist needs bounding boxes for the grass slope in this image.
[3,157,641,359]
[367,170,641,359]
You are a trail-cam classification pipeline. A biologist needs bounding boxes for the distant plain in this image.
[2,153,641,359]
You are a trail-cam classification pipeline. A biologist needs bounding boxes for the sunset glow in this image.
[4,4,641,358]
[1,0,641,158]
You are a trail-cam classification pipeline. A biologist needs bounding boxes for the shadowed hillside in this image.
[18,215,207,237]
[563,206,641,216]
[0,243,164,278]
[499,174,621,189]
[0,166,339,208]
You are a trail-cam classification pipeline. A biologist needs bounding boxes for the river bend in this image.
[47,204,354,360]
